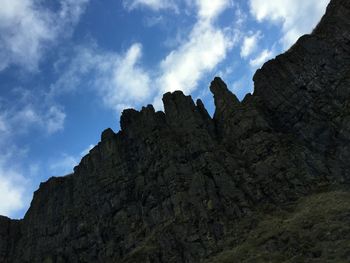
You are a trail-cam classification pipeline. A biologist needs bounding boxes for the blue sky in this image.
[0,0,330,219]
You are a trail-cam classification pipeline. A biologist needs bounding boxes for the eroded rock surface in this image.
[1,0,350,262]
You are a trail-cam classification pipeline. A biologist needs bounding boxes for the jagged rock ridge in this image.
[1,0,350,262]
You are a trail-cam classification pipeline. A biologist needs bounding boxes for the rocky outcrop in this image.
[1,0,350,262]
[0,216,20,261]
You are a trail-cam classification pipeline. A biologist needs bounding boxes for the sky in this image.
[0,0,330,219]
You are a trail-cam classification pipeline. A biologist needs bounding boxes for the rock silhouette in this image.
[1,0,350,262]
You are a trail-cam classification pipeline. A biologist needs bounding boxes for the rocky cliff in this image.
[1,0,350,262]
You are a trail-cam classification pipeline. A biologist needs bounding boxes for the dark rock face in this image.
[1,0,350,262]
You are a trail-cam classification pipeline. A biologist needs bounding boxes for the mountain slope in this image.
[207,190,350,263]
[1,0,350,262]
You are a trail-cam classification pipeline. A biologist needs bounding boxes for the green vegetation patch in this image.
[208,191,350,263]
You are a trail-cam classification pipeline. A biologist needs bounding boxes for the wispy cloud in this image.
[240,31,262,58]
[0,147,30,218]
[51,43,151,112]
[156,22,234,95]
[54,0,239,111]
[98,44,151,112]
[152,0,238,107]
[249,0,330,49]
[123,0,177,11]
[0,90,66,137]
[0,168,27,218]
[0,87,67,218]
[196,0,230,21]
[249,49,274,68]
[0,0,89,71]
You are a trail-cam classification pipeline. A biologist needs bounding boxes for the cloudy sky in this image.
[0,0,330,218]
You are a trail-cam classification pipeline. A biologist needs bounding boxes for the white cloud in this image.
[0,89,66,139]
[152,0,237,107]
[1,104,65,136]
[0,98,65,218]
[56,0,238,112]
[59,0,89,24]
[234,5,247,27]
[0,0,89,71]
[0,148,30,218]
[124,0,177,11]
[156,23,232,95]
[0,90,65,218]
[52,43,151,113]
[0,169,27,217]
[100,44,151,112]
[249,0,330,49]
[240,31,261,58]
[196,0,230,20]
[46,106,66,134]
[249,49,274,68]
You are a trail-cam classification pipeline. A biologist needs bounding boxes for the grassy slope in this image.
[207,190,350,263]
